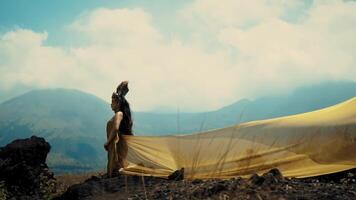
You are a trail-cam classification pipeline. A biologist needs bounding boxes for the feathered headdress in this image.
[112,81,129,99]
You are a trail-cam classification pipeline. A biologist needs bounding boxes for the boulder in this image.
[0,136,56,199]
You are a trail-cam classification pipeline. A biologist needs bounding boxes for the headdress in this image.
[112,81,129,100]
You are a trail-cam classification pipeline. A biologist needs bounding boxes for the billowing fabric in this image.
[121,97,356,179]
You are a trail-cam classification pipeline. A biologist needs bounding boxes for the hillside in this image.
[0,81,355,172]
[0,89,112,172]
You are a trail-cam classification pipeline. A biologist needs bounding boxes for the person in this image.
[104,81,133,177]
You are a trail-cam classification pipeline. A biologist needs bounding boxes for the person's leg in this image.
[107,141,119,177]
[107,143,114,177]
[117,137,129,169]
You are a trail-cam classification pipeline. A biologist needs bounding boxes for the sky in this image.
[0,0,355,112]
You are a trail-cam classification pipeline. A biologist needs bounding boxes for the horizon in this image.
[1,0,356,112]
[1,80,355,114]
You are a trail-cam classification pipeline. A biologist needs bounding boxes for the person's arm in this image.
[105,112,123,146]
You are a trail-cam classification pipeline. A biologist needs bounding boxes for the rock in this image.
[55,174,156,200]
[192,179,203,184]
[249,174,265,186]
[248,169,284,186]
[0,136,50,167]
[168,168,184,181]
[207,182,227,195]
[0,136,55,199]
[264,168,284,181]
[261,168,284,185]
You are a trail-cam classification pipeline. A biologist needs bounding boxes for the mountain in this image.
[0,89,112,172]
[223,81,356,122]
[0,81,355,173]
[134,81,356,134]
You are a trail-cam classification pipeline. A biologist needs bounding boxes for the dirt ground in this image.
[54,168,356,200]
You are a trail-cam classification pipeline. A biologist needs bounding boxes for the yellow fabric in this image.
[121,97,356,179]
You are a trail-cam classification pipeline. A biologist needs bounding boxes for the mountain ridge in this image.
[0,81,355,172]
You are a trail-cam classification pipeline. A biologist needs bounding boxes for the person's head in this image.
[110,97,120,112]
[111,81,129,112]
[111,81,133,134]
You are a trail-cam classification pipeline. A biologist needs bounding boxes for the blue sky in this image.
[0,0,313,45]
[0,0,355,112]
[0,0,191,46]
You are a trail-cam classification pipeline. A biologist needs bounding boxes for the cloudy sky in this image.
[0,0,355,112]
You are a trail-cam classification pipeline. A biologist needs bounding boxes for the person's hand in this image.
[104,142,109,151]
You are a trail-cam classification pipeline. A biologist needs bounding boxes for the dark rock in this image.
[249,174,265,186]
[0,136,55,199]
[192,179,203,184]
[248,169,284,187]
[0,136,50,167]
[208,182,227,195]
[262,168,284,185]
[264,168,284,181]
[55,174,162,200]
[168,168,184,181]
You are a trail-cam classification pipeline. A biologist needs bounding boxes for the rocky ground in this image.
[53,168,356,200]
[1,136,356,200]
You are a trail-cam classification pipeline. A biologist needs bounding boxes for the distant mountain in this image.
[223,81,356,123]
[0,81,355,173]
[0,89,112,172]
[134,81,356,134]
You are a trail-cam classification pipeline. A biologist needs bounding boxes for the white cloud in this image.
[1,1,356,112]
[179,0,308,31]
[0,29,69,88]
[69,8,162,46]
[0,9,240,111]
[181,0,356,96]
